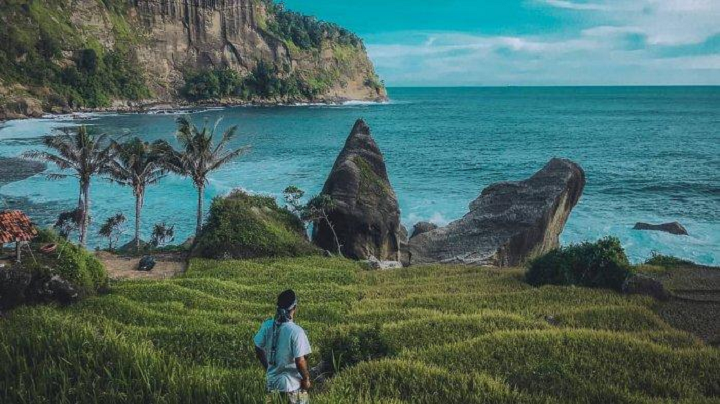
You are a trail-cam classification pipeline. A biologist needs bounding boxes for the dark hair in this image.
[269,289,298,366]
[277,289,297,310]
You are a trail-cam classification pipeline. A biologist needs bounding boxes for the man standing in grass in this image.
[254,289,312,403]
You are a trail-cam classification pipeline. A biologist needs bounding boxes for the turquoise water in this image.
[0,87,718,264]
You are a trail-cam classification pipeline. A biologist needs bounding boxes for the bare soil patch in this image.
[96,251,187,280]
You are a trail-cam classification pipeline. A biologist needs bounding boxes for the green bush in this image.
[319,324,391,372]
[191,191,318,260]
[33,228,108,296]
[182,63,328,102]
[644,252,694,268]
[525,237,633,291]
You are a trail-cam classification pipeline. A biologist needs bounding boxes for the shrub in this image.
[191,191,318,259]
[525,237,633,291]
[34,228,108,296]
[644,252,694,268]
[319,324,391,372]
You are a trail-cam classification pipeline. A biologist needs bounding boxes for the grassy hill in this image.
[1,257,718,403]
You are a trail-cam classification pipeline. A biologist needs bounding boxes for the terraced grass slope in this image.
[1,257,718,403]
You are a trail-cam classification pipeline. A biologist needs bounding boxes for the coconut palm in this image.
[166,116,249,237]
[107,137,168,253]
[24,125,114,246]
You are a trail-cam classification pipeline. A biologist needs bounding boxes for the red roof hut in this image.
[0,210,37,262]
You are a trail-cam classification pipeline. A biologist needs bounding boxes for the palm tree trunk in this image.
[196,184,204,237]
[135,191,142,253]
[80,181,90,247]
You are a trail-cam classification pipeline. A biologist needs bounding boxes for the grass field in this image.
[1,257,718,403]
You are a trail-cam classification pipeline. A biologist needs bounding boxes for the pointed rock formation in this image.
[313,119,402,261]
[409,158,586,267]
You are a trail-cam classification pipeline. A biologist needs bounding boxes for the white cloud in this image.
[368,27,720,86]
[540,0,720,45]
[366,0,720,85]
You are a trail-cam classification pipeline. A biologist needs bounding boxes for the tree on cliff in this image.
[283,186,342,256]
[25,126,114,246]
[107,138,168,253]
[165,117,249,237]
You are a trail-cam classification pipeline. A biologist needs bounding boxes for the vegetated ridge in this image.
[0,0,387,119]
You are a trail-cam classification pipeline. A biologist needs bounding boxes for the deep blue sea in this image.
[0,87,718,264]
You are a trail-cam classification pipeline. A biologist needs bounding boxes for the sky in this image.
[282,0,720,86]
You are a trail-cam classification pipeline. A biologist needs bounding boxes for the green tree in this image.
[107,138,168,253]
[283,186,341,256]
[25,126,114,246]
[150,222,175,248]
[98,213,126,250]
[166,117,250,237]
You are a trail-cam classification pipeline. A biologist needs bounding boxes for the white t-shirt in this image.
[254,318,312,393]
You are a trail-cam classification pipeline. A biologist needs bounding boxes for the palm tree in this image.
[24,126,114,246]
[167,116,249,237]
[107,138,168,252]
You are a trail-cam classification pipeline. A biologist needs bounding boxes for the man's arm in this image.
[255,346,268,370]
[295,355,311,391]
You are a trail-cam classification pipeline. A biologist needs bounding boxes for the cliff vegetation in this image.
[0,0,386,119]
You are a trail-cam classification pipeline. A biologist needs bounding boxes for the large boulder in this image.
[622,274,671,301]
[410,222,438,239]
[313,119,402,261]
[633,222,688,236]
[409,158,586,267]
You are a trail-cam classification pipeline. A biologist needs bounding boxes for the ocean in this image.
[0,87,718,264]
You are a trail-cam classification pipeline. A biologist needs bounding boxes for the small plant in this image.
[98,213,126,251]
[54,208,84,241]
[151,222,175,248]
[525,236,633,291]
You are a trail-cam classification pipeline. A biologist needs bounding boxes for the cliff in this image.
[0,0,386,119]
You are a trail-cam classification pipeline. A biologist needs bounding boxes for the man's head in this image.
[277,289,298,319]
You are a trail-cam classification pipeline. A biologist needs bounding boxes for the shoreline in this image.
[0,96,391,123]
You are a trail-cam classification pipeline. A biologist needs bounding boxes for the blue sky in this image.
[282,0,720,86]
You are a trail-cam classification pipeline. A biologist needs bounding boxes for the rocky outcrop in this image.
[410,222,438,239]
[0,96,43,121]
[622,274,671,301]
[409,158,586,267]
[313,119,402,261]
[633,222,688,236]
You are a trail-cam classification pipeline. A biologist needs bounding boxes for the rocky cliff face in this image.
[313,119,402,261]
[409,158,586,267]
[0,0,386,119]
[131,0,385,101]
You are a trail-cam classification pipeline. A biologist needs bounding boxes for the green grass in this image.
[1,257,718,403]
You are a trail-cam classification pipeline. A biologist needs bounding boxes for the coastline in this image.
[0,95,391,123]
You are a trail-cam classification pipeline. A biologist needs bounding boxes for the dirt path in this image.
[96,251,187,280]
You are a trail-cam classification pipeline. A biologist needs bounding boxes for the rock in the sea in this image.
[622,274,671,301]
[313,119,403,261]
[410,222,438,239]
[633,222,688,236]
[409,158,586,267]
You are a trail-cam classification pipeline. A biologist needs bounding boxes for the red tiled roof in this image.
[0,210,37,243]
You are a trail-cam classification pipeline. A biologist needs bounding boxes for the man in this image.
[254,289,312,403]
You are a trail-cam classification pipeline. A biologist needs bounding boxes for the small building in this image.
[0,210,38,263]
